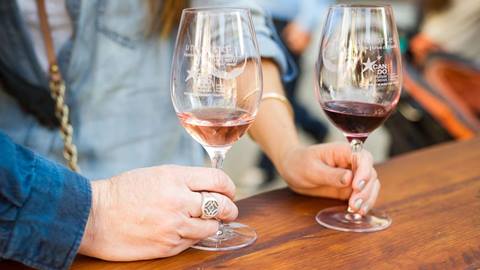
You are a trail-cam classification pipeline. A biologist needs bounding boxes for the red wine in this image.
[322,101,391,142]
[177,108,254,147]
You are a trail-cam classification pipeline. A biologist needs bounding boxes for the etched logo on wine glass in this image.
[360,55,399,86]
[361,57,378,73]
[183,44,246,97]
[357,34,400,87]
[359,57,399,88]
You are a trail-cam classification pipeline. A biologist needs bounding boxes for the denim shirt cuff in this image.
[258,34,289,75]
[2,153,91,270]
[258,18,298,83]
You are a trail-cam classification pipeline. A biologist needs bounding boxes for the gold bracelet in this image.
[248,92,295,142]
[261,92,294,118]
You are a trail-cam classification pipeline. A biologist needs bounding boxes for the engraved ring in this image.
[200,192,220,219]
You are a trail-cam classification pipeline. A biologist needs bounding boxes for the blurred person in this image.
[380,0,480,160]
[0,0,381,267]
[412,0,480,64]
[256,0,331,184]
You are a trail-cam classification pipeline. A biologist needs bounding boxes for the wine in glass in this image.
[171,8,262,250]
[314,4,402,232]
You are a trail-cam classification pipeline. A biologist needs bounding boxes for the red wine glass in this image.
[171,8,262,250]
[314,4,402,232]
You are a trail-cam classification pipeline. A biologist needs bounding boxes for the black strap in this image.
[0,60,58,128]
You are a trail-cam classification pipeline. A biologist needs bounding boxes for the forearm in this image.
[249,59,300,174]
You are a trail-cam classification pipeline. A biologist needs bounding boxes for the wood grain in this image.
[3,137,480,269]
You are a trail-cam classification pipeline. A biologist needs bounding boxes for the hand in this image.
[282,22,311,55]
[78,165,238,261]
[278,143,380,215]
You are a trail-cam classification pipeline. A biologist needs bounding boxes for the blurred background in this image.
[227,0,480,198]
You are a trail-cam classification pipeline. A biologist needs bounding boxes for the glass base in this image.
[192,222,257,251]
[315,206,391,232]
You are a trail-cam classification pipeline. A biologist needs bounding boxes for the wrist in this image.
[78,179,109,255]
[272,140,302,182]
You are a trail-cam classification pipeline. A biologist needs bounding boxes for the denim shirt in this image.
[258,0,332,32]
[0,131,91,270]
[0,0,293,180]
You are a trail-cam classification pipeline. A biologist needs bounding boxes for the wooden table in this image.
[4,138,480,269]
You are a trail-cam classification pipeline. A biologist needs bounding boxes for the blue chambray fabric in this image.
[0,131,91,270]
[257,0,332,31]
[0,0,294,180]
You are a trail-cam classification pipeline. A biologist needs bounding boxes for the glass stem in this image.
[350,139,363,175]
[204,146,230,238]
[347,139,364,217]
[210,150,225,170]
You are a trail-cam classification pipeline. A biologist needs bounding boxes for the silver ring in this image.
[200,192,219,219]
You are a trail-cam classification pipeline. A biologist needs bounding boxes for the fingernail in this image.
[362,203,370,214]
[354,198,363,210]
[357,180,366,191]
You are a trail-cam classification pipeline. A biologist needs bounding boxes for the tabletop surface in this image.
[3,137,480,269]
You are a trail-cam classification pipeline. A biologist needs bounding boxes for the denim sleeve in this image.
[294,0,331,32]
[190,0,297,81]
[0,131,91,270]
[249,3,298,82]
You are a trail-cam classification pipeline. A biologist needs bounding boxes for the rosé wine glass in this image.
[314,4,402,232]
[171,8,262,250]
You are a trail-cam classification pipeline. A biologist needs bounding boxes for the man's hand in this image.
[78,165,238,261]
[278,143,380,215]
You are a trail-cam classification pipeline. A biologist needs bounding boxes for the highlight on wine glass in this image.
[170,8,262,250]
[314,4,402,232]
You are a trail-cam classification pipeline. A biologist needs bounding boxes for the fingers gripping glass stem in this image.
[195,146,257,250]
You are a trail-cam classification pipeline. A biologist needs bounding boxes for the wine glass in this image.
[171,8,262,250]
[314,4,402,232]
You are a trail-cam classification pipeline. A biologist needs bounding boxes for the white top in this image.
[421,0,480,62]
[17,0,72,71]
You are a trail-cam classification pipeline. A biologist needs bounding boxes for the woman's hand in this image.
[247,60,380,215]
[79,165,238,261]
[278,142,380,215]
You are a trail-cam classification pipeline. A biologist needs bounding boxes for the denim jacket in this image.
[0,0,293,180]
